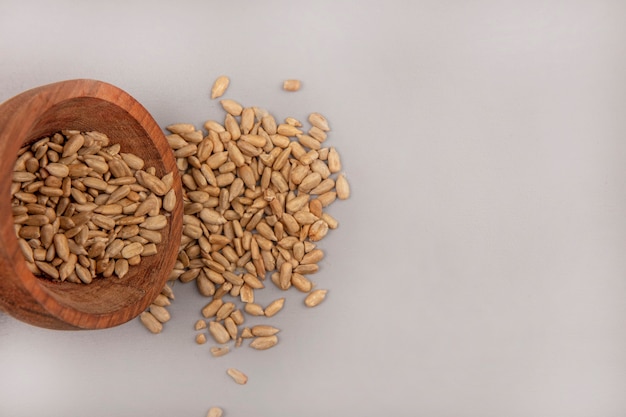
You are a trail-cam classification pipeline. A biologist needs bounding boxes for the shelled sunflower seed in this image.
[11,130,173,285]
[140,80,349,353]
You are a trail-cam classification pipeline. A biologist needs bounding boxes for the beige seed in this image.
[328,147,341,173]
[59,254,78,281]
[336,173,350,200]
[45,163,70,177]
[141,243,158,256]
[220,99,243,116]
[82,177,108,191]
[244,302,265,316]
[251,325,280,337]
[276,124,302,137]
[224,317,238,340]
[317,191,337,207]
[310,178,335,195]
[140,311,163,334]
[114,259,130,278]
[240,134,267,148]
[134,194,158,216]
[298,172,322,193]
[150,304,171,323]
[304,248,325,264]
[121,153,145,170]
[216,302,236,321]
[206,407,223,417]
[139,229,162,244]
[139,215,168,230]
[297,133,321,151]
[199,208,227,225]
[240,107,255,134]
[195,333,207,345]
[278,262,292,290]
[195,319,207,331]
[209,321,231,344]
[13,171,37,182]
[166,123,195,134]
[25,214,50,227]
[293,210,318,225]
[53,233,70,262]
[241,327,253,339]
[211,75,230,99]
[291,272,313,292]
[38,186,63,197]
[75,264,92,284]
[35,261,59,279]
[283,79,301,92]
[121,242,144,258]
[304,289,328,307]
[308,112,330,131]
[264,297,285,317]
[226,368,248,385]
[294,263,319,274]
[18,239,35,263]
[249,335,278,350]
[230,309,245,325]
[136,171,168,196]
[240,284,254,303]
[151,294,171,308]
[308,220,329,242]
[62,134,85,157]
[210,346,230,357]
[202,298,224,318]
[161,283,175,299]
[285,194,310,213]
[163,189,176,212]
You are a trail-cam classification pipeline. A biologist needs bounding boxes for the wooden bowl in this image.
[0,79,182,330]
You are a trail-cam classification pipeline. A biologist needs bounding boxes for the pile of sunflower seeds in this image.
[140,75,350,368]
[12,130,173,284]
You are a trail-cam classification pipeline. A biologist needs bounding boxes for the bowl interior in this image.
[20,96,174,316]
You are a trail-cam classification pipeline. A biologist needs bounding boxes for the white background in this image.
[1,1,626,416]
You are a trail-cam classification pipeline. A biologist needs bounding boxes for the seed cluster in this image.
[11,130,174,283]
[139,83,350,357]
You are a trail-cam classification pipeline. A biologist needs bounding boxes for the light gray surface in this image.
[1,1,626,416]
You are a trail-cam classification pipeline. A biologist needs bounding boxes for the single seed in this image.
[226,368,248,385]
[216,302,236,321]
[251,325,280,337]
[291,272,313,292]
[308,112,330,131]
[210,346,230,357]
[202,298,224,318]
[209,321,231,344]
[140,311,163,334]
[328,147,341,173]
[121,242,144,258]
[244,302,265,316]
[336,173,350,200]
[196,333,207,344]
[304,289,328,307]
[207,407,223,417]
[249,335,278,350]
[264,297,285,317]
[224,317,238,340]
[45,163,70,177]
[211,75,230,99]
[282,79,301,92]
[150,304,171,323]
[220,99,243,116]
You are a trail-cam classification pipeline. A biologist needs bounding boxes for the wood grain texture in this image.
[0,79,183,330]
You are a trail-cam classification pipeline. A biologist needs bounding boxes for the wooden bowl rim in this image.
[0,79,182,329]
